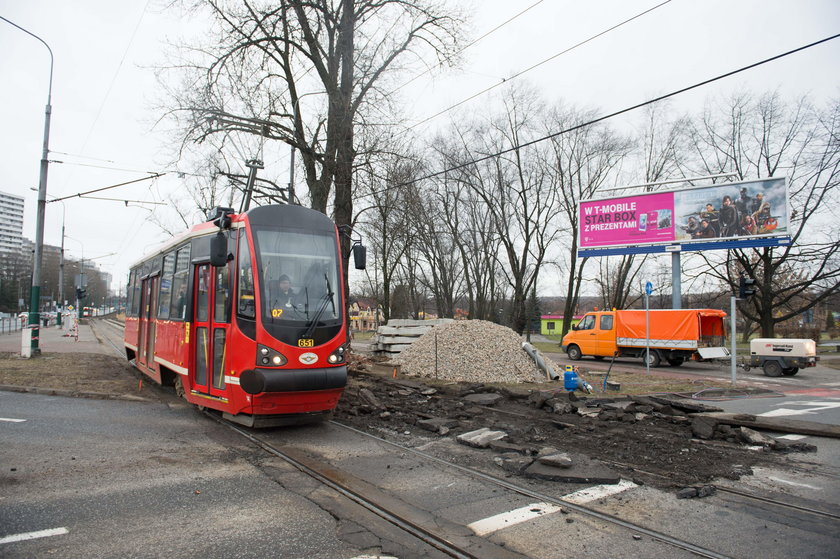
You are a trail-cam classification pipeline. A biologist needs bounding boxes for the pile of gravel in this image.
[394,320,551,384]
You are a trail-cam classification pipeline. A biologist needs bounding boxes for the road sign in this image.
[645,281,653,295]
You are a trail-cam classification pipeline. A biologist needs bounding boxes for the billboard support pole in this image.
[730,296,737,386]
[671,251,681,309]
[644,286,651,376]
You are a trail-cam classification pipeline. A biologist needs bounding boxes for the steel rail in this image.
[208,415,481,559]
[331,421,735,559]
[715,486,840,521]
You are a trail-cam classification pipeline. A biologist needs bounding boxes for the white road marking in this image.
[767,476,821,490]
[468,502,564,536]
[561,479,638,504]
[0,527,69,545]
[776,434,807,441]
[0,418,26,423]
[758,401,840,417]
[468,480,638,536]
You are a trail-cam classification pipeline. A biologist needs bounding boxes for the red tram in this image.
[124,204,364,427]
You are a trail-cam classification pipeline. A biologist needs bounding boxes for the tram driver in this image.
[270,274,297,309]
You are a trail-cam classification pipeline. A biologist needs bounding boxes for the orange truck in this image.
[561,309,729,367]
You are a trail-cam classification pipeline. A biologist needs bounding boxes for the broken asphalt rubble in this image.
[335,367,819,498]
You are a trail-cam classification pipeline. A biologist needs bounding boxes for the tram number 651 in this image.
[298,339,314,348]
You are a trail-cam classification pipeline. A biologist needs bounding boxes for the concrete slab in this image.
[456,427,508,448]
[523,453,621,484]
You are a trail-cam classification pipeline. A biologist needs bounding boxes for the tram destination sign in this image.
[578,177,791,257]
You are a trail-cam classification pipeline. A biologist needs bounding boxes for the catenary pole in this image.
[1,16,54,356]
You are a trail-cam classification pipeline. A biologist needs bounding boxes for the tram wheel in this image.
[174,376,186,399]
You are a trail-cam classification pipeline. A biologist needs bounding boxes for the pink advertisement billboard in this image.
[579,192,675,248]
[579,178,788,249]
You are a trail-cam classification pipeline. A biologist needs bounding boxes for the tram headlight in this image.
[257,345,287,367]
[328,345,346,364]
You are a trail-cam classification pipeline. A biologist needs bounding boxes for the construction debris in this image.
[693,412,840,440]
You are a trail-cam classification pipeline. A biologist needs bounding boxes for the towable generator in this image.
[747,338,819,377]
[561,309,728,367]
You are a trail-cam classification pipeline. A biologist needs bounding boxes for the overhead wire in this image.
[365,33,840,200]
[389,0,547,95]
[406,0,673,131]
[73,0,151,158]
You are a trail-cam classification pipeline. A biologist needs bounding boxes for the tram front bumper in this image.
[239,365,347,395]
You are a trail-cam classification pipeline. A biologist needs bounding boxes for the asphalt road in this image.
[0,390,363,559]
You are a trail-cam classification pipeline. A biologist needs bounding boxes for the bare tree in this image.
[547,104,631,336]
[355,156,420,323]
[452,88,565,333]
[429,133,505,321]
[687,92,840,336]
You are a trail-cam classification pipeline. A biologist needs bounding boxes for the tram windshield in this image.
[252,226,341,328]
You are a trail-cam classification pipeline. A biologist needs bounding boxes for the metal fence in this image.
[0,317,24,335]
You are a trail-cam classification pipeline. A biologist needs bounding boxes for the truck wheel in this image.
[567,345,582,361]
[667,357,684,367]
[763,361,783,377]
[644,349,661,368]
[782,367,799,376]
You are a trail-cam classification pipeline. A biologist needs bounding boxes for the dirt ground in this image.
[333,356,814,490]
[0,350,810,491]
[0,352,156,400]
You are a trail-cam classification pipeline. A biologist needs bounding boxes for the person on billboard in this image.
[680,216,699,237]
[750,192,767,215]
[694,219,716,239]
[751,193,772,229]
[699,203,719,236]
[719,195,740,237]
[756,204,777,233]
[740,214,757,235]
[735,187,751,216]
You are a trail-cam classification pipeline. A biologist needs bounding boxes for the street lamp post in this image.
[56,200,65,327]
[3,16,54,356]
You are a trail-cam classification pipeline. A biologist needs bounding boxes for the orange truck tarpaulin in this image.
[615,309,727,347]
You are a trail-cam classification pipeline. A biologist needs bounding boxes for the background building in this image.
[0,190,24,258]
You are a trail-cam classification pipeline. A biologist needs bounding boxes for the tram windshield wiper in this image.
[302,275,334,339]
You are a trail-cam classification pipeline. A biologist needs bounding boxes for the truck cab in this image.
[561,311,616,360]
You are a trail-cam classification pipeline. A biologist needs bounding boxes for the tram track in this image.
[205,412,736,559]
[95,317,839,558]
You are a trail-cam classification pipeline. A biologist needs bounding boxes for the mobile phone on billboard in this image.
[638,212,647,232]
[648,210,659,229]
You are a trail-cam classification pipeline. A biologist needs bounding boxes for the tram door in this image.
[192,263,232,398]
[137,276,159,370]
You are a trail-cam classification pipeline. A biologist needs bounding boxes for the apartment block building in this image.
[0,190,24,258]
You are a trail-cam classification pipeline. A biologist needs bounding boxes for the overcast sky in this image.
[1,0,838,297]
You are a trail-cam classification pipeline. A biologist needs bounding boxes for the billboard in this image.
[578,177,789,253]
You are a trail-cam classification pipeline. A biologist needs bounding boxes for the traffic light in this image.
[738,275,756,298]
[76,287,87,300]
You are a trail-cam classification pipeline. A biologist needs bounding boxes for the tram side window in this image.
[125,271,134,317]
[130,269,141,317]
[215,262,231,323]
[158,252,175,319]
[237,231,256,319]
[169,245,191,320]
